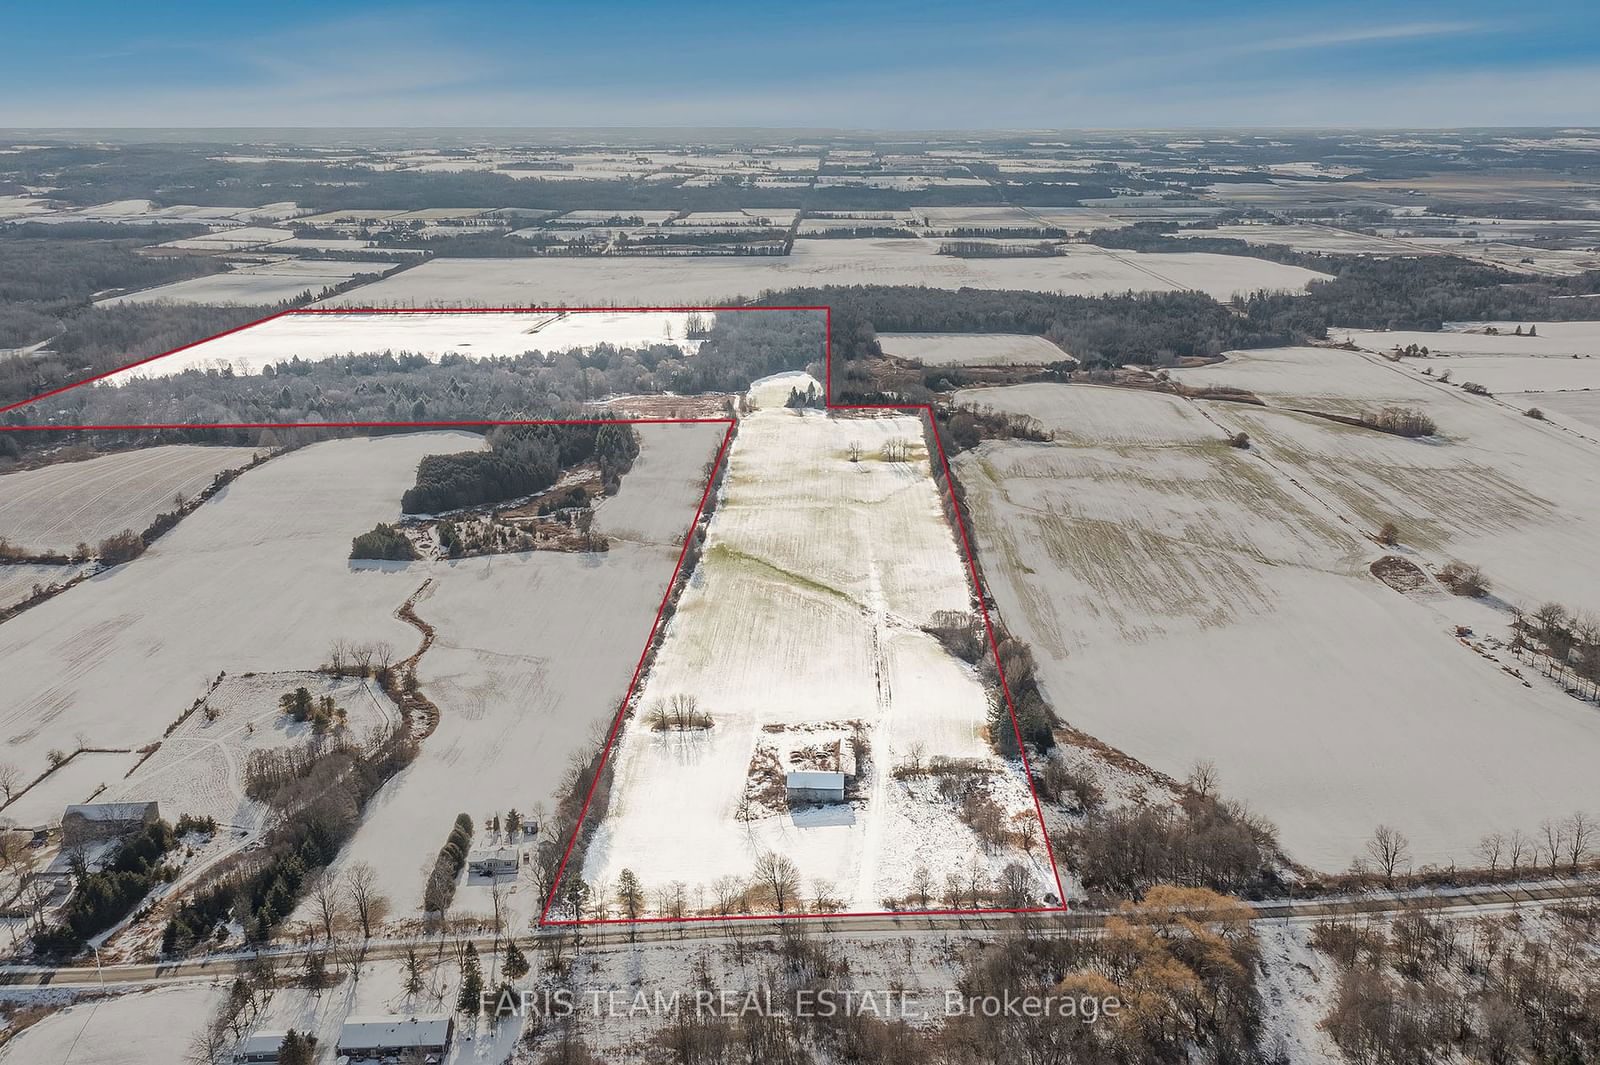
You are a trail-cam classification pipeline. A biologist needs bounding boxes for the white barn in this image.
[785,770,846,804]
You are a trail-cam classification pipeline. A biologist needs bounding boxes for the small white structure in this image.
[785,770,846,804]
[337,1014,454,1061]
[467,846,520,878]
[234,1030,287,1063]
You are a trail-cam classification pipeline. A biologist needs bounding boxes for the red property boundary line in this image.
[0,305,1069,925]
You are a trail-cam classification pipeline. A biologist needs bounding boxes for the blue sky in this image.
[5,0,1600,128]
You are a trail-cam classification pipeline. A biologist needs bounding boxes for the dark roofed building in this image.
[60,801,160,849]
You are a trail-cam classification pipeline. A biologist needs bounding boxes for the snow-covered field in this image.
[954,378,1600,870]
[97,259,391,306]
[307,423,725,928]
[102,310,710,382]
[0,562,87,613]
[0,985,221,1065]
[322,240,1329,307]
[0,434,481,790]
[1169,346,1600,606]
[1506,389,1600,432]
[581,388,1052,916]
[0,445,262,554]
[1341,322,1600,395]
[104,672,396,831]
[1175,223,1424,255]
[0,750,143,828]
[877,332,1072,367]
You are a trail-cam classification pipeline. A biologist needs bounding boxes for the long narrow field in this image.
[308,422,727,926]
[102,310,708,382]
[321,240,1329,307]
[0,445,262,554]
[876,332,1072,367]
[954,379,1600,870]
[579,389,1053,917]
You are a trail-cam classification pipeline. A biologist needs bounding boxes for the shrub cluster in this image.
[423,812,475,914]
[349,523,416,561]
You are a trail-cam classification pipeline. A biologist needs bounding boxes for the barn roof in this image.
[62,801,157,821]
[785,770,845,789]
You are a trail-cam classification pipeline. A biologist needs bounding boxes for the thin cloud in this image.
[1243,20,1491,54]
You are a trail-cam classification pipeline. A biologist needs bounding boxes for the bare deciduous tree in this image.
[1475,832,1505,872]
[1366,824,1411,884]
[1563,811,1594,871]
[1540,819,1566,874]
[1507,829,1531,872]
[308,871,345,943]
[711,875,744,916]
[345,861,388,940]
[754,851,800,913]
[1187,759,1219,799]
[997,861,1032,909]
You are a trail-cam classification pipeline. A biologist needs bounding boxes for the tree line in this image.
[400,421,639,514]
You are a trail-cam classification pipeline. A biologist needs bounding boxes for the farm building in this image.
[233,1029,287,1062]
[467,846,520,878]
[60,801,160,849]
[337,1014,454,1061]
[785,770,846,804]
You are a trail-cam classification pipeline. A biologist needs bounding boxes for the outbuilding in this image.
[60,801,160,849]
[785,770,846,804]
[234,1029,287,1062]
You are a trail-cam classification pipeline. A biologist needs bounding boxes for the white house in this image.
[337,1014,454,1061]
[467,846,520,878]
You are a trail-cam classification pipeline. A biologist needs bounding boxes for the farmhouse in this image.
[337,1014,454,1061]
[60,801,160,849]
[467,846,520,878]
[785,770,846,804]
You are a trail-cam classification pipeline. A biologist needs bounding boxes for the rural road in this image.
[5,875,1595,990]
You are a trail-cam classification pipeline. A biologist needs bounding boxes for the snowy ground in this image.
[0,434,481,794]
[0,984,221,1065]
[1175,222,1431,255]
[954,377,1600,870]
[96,259,392,306]
[1506,388,1600,432]
[876,332,1072,367]
[0,445,262,554]
[104,671,396,831]
[1169,345,1600,607]
[1253,921,1347,1063]
[0,562,88,613]
[581,387,1053,916]
[321,240,1329,307]
[306,423,725,930]
[103,310,710,382]
[1340,321,1600,397]
[0,750,143,828]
